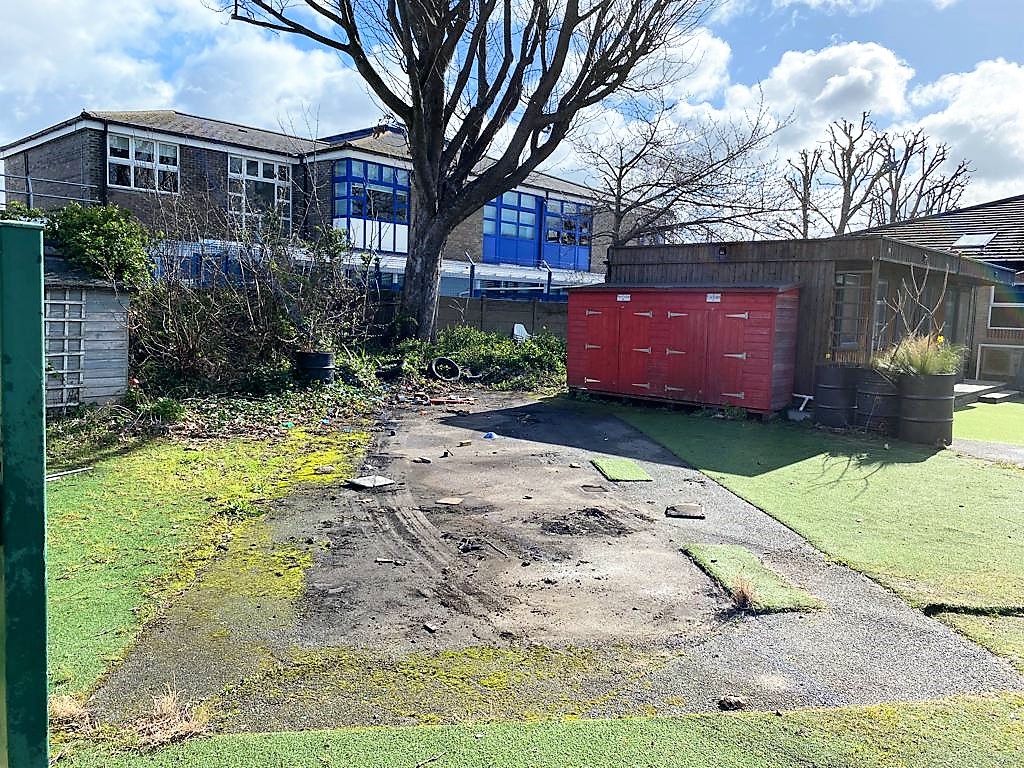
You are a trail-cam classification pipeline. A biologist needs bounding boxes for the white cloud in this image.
[0,0,376,146]
[909,58,1024,203]
[724,41,914,152]
[772,0,884,13]
[171,32,380,139]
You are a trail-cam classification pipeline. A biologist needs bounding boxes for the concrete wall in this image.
[435,296,568,339]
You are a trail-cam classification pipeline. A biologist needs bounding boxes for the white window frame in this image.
[228,155,292,233]
[975,343,1024,381]
[107,133,180,194]
[988,285,1024,331]
[44,287,86,409]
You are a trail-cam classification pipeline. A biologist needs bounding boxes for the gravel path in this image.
[953,437,1024,467]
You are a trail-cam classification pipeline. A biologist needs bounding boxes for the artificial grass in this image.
[954,401,1024,446]
[616,409,1024,611]
[682,544,822,613]
[937,613,1024,673]
[61,694,1024,768]
[590,456,653,481]
[46,428,366,695]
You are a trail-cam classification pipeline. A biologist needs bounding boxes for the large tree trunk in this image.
[398,208,449,340]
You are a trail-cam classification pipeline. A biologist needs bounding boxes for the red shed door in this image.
[573,297,619,390]
[707,308,749,406]
[662,306,707,401]
[617,300,657,396]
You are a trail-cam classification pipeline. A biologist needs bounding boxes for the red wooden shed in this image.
[567,285,800,414]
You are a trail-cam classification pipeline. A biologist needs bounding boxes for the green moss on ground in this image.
[220,645,669,730]
[937,613,1024,673]
[682,544,822,613]
[60,693,1024,768]
[615,408,1024,612]
[955,401,1024,446]
[47,428,367,695]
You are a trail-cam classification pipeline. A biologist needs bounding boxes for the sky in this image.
[2,0,1024,206]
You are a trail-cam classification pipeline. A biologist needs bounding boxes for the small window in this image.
[133,166,156,189]
[134,140,154,163]
[229,156,243,174]
[109,135,130,159]
[990,285,1024,330]
[277,165,290,182]
[262,162,276,180]
[108,163,131,187]
[953,233,997,249]
[246,159,259,176]
[158,143,178,167]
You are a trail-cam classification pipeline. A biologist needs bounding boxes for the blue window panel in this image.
[482,234,498,263]
[332,158,410,232]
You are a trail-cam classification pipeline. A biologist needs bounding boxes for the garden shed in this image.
[606,236,1015,394]
[567,285,799,413]
[44,255,130,410]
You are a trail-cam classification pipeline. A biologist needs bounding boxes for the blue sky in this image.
[2,0,1023,204]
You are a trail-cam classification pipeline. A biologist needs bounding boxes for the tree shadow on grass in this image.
[439,395,941,480]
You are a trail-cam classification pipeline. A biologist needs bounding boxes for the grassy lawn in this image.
[938,614,1024,673]
[47,427,367,695]
[616,408,1024,612]
[955,401,1024,445]
[682,544,822,613]
[61,694,1024,768]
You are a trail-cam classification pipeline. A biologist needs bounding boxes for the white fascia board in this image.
[309,147,413,169]
[2,118,298,165]
[0,119,102,158]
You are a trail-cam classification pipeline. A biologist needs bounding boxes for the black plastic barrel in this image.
[899,373,955,446]
[295,350,335,384]
[814,365,858,427]
[855,368,900,435]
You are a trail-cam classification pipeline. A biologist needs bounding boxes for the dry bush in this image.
[49,694,91,732]
[731,574,759,611]
[132,685,211,749]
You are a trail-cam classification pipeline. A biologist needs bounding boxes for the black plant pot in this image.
[295,350,335,384]
[899,373,956,446]
[814,364,859,427]
[854,368,900,435]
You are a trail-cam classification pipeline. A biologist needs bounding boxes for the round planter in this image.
[854,368,900,435]
[898,372,956,446]
[814,364,859,427]
[295,350,335,384]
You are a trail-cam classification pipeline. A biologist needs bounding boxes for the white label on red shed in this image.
[706,292,722,303]
[616,293,631,302]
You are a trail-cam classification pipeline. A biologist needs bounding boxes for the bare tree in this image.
[868,128,971,227]
[576,96,788,246]
[227,0,712,338]
[778,148,821,239]
[782,112,972,237]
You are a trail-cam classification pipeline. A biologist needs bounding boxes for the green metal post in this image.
[0,221,48,768]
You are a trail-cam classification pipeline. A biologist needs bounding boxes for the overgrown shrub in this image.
[46,203,152,285]
[873,334,965,375]
[430,326,567,391]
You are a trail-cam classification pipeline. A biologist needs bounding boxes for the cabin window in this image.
[831,272,870,356]
[228,155,292,233]
[108,134,179,193]
[332,160,410,224]
[989,285,1024,330]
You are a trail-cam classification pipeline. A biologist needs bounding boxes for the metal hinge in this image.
[667,311,688,318]
[633,311,653,318]
[585,309,602,316]
[631,383,651,389]
[723,352,747,360]
[585,343,601,350]
[722,391,745,399]
[666,348,686,355]
[726,312,749,319]
[633,347,651,354]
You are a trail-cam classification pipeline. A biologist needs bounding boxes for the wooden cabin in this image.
[607,235,1014,394]
[44,257,130,411]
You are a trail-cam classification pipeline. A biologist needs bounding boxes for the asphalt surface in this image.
[953,437,1024,467]
[89,392,1023,730]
